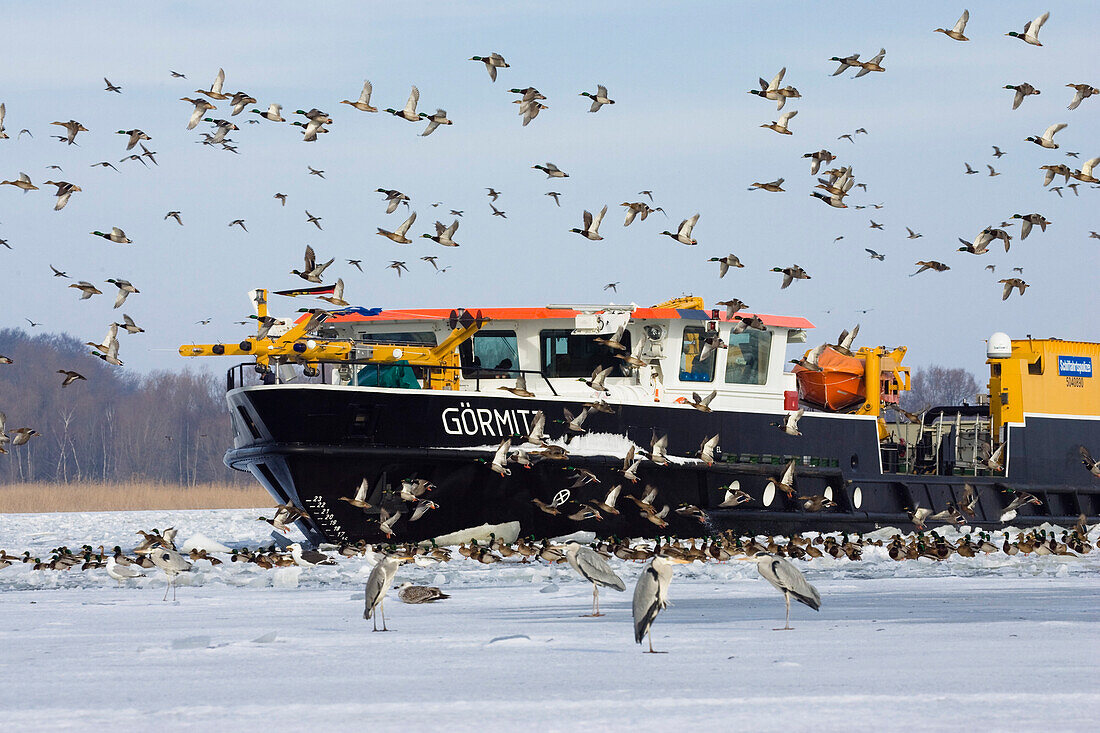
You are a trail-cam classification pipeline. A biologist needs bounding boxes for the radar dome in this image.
[987,332,1012,359]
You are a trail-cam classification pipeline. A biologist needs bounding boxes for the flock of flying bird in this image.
[0,7,1096,382]
[741,9,1098,303]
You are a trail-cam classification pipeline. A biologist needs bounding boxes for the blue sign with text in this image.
[1058,355,1092,377]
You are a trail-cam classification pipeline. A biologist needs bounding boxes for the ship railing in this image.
[225,361,558,396]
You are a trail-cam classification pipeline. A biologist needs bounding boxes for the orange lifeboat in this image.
[793,347,866,411]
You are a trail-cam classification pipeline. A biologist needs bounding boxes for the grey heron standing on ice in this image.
[150,547,192,601]
[632,555,687,653]
[564,542,626,617]
[364,553,412,631]
[753,551,821,630]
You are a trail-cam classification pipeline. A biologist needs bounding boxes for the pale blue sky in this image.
[1,1,1096,377]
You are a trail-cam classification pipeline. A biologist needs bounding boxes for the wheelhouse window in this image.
[460,330,519,378]
[724,330,772,385]
[355,331,436,383]
[679,326,715,383]
[540,329,631,378]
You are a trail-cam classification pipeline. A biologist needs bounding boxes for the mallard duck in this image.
[377,188,410,214]
[339,80,377,112]
[715,298,747,320]
[802,149,835,175]
[1071,157,1099,183]
[911,260,950,276]
[250,103,284,121]
[1,172,37,191]
[1025,122,1066,149]
[829,53,861,76]
[498,373,534,397]
[592,324,627,353]
[640,504,669,528]
[1006,11,1048,45]
[717,481,751,508]
[854,48,886,77]
[291,118,329,141]
[290,245,334,282]
[800,495,836,512]
[580,84,614,112]
[689,390,716,412]
[50,119,89,144]
[91,227,131,244]
[1040,163,1071,185]
[957,230,991,254]
[105,279,138,309]
[708,254,744,277]
[750,178,785,192]
[1004,82,1040,110]
[768,459,797,497]
[790,343,826,371]
[934,9,970,41]
[316,278,348,307]
[228,91,256,116]
[749,67,790,110]
[660,213,699,245]
[515,98,547,126]
[419,109,452,136]
[377,508,401,538]
[377,211,417,244]
[68,281,102,300]
[998,278,1028,300]
[470,53,508,82]
[422,219,459,246]
[571,206,607,240]
[55,369,85,388]
[772,265,810,289]
[196,68,228,100]
[180,97,216,129]
[533,162,568,178]
[697,433,720,465]
[773,408,804,436]
[386,261,408,277]
[386,86,421,121]
[200,117,238,143]
[811,191,847,208]
[579,365,613,394]
[761,109,797,134]
[1067,83,1098,110]
[1081,446,1100,478]
[1011,213,1051,239]
[116,129,150,150]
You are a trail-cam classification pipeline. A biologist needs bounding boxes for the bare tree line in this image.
[0,329,245,486]
[900,365,982,412]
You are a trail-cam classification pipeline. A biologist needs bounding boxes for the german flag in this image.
[274,284,336,297]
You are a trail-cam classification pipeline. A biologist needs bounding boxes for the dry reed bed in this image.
[0,481,270,513]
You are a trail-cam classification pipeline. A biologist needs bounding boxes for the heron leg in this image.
[774,593,793,631]
[381,600,388,632]
[644,629,667,654]
[371,607,378,632]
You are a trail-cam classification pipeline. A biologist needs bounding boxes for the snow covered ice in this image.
[1,509,1099,731]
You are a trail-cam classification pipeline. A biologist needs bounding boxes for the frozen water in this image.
[1,509,1098,730]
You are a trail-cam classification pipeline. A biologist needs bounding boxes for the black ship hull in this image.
[225,385,1100,544]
